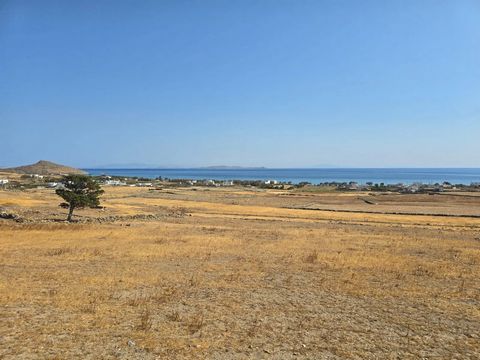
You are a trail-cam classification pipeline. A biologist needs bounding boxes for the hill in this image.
[3,160,86,175]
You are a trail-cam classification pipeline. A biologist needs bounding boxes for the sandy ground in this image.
[1,186,479,359]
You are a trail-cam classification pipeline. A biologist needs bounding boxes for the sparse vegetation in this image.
[1,185,479,358]
[138,307,153,331]
[55,175,104,221]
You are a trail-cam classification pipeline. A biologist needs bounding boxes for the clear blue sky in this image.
[1,0,479,168]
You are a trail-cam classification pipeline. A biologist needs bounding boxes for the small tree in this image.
[56,175,104,222]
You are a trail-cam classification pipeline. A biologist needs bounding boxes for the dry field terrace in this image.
[1,184,480,359]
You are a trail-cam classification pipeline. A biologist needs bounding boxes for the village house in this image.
[264,180,278,185]
[46,182,65,189]
[104,179,126,186]
[136,182,153,187]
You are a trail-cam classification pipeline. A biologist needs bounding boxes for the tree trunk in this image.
[67,204,74,222]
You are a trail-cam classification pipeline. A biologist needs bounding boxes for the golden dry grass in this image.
[1,186,479,359]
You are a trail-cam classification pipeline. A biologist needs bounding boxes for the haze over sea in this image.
[84,168,480,185]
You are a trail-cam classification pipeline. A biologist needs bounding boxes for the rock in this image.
[0,211,21,221]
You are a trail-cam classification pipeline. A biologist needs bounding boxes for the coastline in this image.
[83,168,480,186]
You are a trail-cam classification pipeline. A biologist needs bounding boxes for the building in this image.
[46,182,65,189]
[136,182,153,187]
[0,179,9,186]
[104,179,126,186]
[264,180,278,185]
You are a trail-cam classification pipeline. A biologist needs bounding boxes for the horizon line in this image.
[81,166,480,170]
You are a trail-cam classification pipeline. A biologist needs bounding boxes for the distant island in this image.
[86,164,268,170]
[199,166,267,170]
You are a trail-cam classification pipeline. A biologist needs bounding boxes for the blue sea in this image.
[84,168,480,185]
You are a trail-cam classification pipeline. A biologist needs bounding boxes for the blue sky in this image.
[1,0,479,168]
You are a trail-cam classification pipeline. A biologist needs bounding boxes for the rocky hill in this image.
[3,160,86,175]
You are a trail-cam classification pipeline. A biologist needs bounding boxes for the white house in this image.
[0,179,9,185]
[136,182,153,187]
[264,180,278,185]
[104,179,126,186]
[47,182,66,189]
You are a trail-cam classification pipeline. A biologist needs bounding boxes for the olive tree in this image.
[56,175,104,222]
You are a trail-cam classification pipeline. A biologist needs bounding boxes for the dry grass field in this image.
[1,185,480,359]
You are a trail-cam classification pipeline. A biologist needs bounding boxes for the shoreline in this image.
[83,168,480,186]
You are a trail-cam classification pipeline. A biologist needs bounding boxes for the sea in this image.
[83,168,480,185]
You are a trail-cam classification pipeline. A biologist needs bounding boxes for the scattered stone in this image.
[0,211,22,222]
